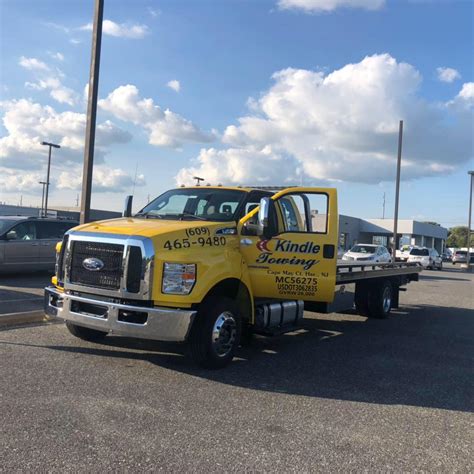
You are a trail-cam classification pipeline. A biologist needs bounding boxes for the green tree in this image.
[446,226,474,248]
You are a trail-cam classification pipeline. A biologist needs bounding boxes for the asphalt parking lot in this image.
[0,268,473,472]
[0,271,51,315]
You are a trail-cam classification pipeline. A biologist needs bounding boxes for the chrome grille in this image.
[69,241,124,290]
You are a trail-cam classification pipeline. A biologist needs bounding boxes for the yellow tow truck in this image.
[44,186,421,368]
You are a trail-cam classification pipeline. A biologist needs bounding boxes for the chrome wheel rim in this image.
[382,286,392,313]
[211,312,237,358]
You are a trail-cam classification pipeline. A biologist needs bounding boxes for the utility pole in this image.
[80,0,104,224]
[382,192,386,219]
[467,171,474,251]
[41,141,60,217]
[38,181,47,217]
[392,120,403,257]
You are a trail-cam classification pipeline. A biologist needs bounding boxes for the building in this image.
[0,204,121,222]
[338,216,448,253]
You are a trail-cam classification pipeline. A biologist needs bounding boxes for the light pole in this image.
[38,181,47,217]
[392,120,403,258]
[467,171,474,251]
[80,0,104,224]
[41,141,60,217]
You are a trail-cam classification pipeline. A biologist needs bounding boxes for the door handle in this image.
[240,238,253,246]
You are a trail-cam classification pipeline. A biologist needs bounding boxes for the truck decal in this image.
[257,238,320,255]
[255,252,319,270]
[164,236,227,250]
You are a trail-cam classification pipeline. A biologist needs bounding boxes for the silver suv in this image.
[0,216,77,273]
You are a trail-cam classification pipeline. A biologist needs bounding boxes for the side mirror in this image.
[6,230,18,240]
[242,197,274,237]
[123,195,133,218]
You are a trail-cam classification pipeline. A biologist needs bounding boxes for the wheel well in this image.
[202,278,253,322]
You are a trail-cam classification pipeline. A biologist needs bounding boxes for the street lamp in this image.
[38,181,47,217]
[41,141,60,217]
[468,171,474,251]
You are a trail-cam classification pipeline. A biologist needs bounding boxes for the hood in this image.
[70,217,234,239]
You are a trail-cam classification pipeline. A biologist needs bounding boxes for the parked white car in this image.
[396,244,413,262]
[342,244,392,263]
[407,247,442,270]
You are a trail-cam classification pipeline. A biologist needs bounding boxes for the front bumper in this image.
[44,286,196,342]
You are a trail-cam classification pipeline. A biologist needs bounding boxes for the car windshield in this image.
[455,251,467,256]
[350,245,377,254]
[136,188,246,222]
[410,248,429,256]
[0,219,17,235]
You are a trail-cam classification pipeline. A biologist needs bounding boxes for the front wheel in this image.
[188,296,241,369]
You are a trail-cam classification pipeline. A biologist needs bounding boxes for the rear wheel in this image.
[367,280,393,319]
[188,296,241,369]
[65,322,107,341]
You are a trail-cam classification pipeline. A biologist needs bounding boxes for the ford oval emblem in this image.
[82,257,104,272]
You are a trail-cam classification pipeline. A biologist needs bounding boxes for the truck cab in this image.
[45,185,419,368]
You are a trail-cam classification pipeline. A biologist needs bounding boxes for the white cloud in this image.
[70,38,81,45]
[26,77,77,106]
[436,67,461,83]
[167,80,181,92]
[277,0,385,13]
[57,165,145,193]
[148,7,161,18]
[0,99,135,196]
[80,19,149,39]
[20,56,78,105]
[49,52,65,61]
[19,56,50,72]
[99,84,214,148]
[0,98,132,174]
[458,82,474,101]
[177,54,473,186]
[0,169,45,193]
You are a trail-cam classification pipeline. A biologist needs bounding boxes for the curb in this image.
[0,310,48,327]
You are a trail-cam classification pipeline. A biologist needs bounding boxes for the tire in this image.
[367,280,393,319]
[355,282,370,316]
[65,321,107,341]
[188,296,241,369]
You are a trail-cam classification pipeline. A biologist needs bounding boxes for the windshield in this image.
[350,245,377,254]
[410,248,429,256]
[0,219,16,235]
[455,251,467,256]
[137,188,246,222]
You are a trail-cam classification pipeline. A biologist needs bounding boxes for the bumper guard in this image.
[44,286,196,342]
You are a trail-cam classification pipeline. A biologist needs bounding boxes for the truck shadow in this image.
[13,303,471,413]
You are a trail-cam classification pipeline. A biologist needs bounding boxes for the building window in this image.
[372,235,388,246]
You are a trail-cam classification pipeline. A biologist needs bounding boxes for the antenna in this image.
[382,192,386,219]
[193,176,205,186]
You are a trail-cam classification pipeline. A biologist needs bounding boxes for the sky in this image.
[0,0,473,228]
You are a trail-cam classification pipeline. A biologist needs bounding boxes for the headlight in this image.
[162,263,196,294]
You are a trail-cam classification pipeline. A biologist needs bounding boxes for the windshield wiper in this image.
[178,213,207,221]
[133,213,163,219]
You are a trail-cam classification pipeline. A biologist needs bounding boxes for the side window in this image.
[37,221,73,239]
[9,222,37,240]
[277,193,328,234]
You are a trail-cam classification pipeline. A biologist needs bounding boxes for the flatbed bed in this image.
[336,262,422,284]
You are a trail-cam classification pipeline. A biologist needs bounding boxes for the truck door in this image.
[239,188,338,303]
